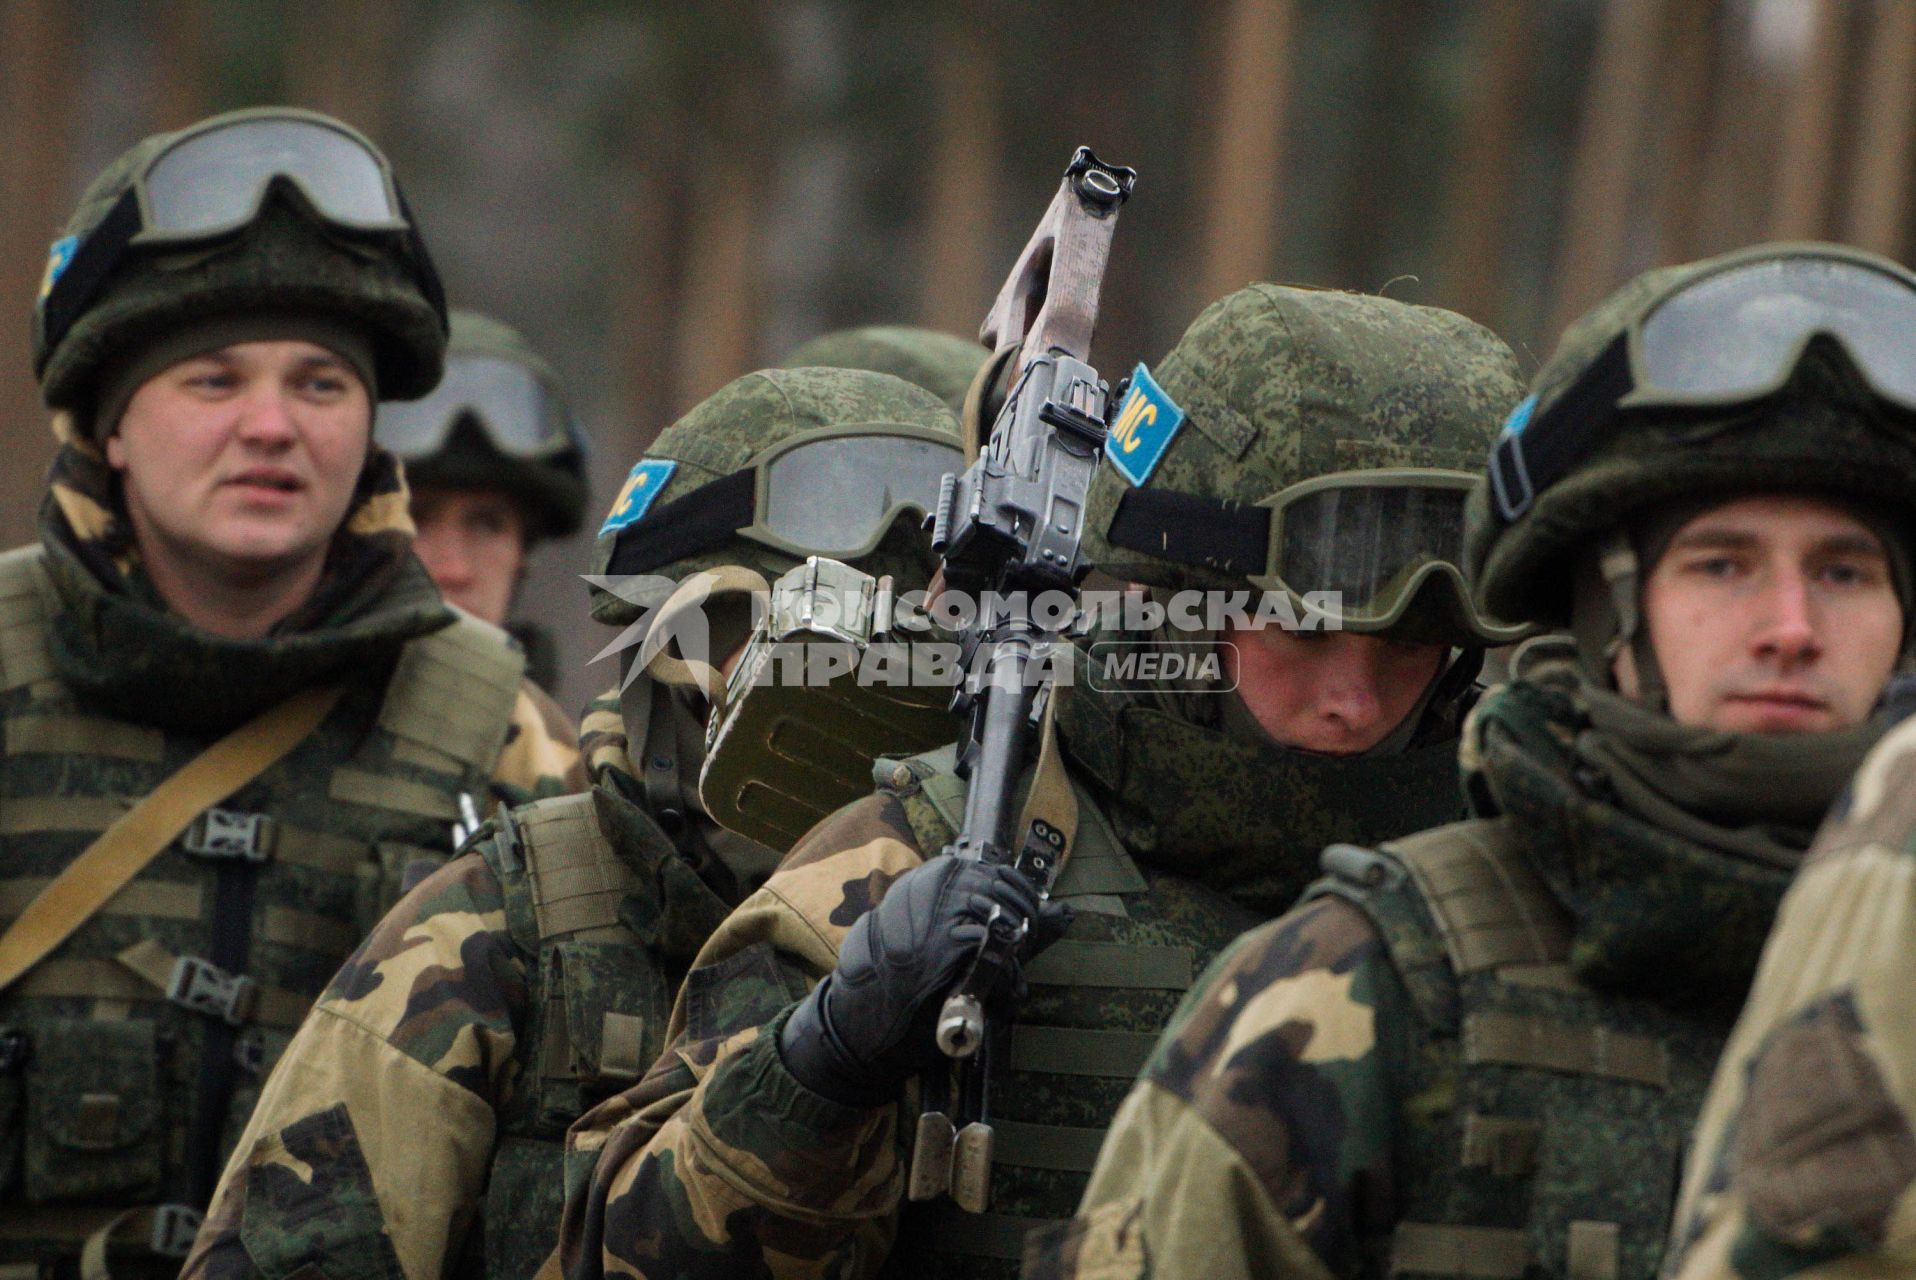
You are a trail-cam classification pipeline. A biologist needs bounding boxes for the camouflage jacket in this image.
[181,690,751,1280]
[0,449,578,1276]
[549,730,1282,1280]
[1663,713,1916,1279]
[1025,673,1806,1280]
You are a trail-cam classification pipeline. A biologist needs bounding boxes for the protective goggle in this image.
[376,355,582,461]
[606,424,963,575]
[1107,468,1529,643]
[1490,247,1916,524]
[38,110,444,366]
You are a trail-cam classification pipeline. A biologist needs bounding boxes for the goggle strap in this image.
[1490,336,1633,525]
[37,189,144,371]
[1107,487,1269,574]
[394,186,447,328]
[606,468,754,576]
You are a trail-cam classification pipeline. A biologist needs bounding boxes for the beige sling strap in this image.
[0,683,347,995]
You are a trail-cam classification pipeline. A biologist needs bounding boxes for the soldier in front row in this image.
[182,366,966,1280]
[1028,243,1916,1280]
[549,283,1526,1280]
[0,107,575,1277]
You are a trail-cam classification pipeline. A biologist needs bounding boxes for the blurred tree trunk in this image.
[1771,0,1853,239]
[671,103,765,416]
[1648,0,1719,264]
[1333,0,1423,289]
[285,0,409,140]
[1692,3,1783,255]
[0,0,71,549]
[150,1,209,130]
[1193,0,1294,307]
[1435,2,1529,327]
[919,11,1001,340]
[1550,0,1662,334]
[1842,0,1916,256]
[617,143,688,455]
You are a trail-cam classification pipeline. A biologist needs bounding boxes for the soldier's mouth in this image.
[225,468,304,493]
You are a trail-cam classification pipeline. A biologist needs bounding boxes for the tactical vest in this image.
[875,745,1261,1280]
[0,545,523,1271]
[1309,819,1733,1280]
[473,791,678,1280]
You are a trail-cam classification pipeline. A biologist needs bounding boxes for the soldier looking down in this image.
[551,283,1526,1280]
[1029,243,1916,1280]
[0,106,573,1278]
[182,366,964,1280]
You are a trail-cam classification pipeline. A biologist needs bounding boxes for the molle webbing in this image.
[372,610,524,786]
[516,793,638,944]
[1388,817,1570,975]
[0,547,55,693]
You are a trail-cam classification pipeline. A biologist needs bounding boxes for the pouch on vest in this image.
[531,940,670,1134]
[699,558,954,850]
[23,1018,162,1204]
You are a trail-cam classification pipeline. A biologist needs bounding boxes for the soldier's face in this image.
[410,485,529,625]
[107,340,371,583]
[1619,495,1903,733]
[1221,622,1445,754]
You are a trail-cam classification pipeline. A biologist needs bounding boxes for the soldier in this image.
[181,366,966,1280]
[779,325,990,415]
[0,107,575,1277]
[551,284,1527,1280]
[376,308,592,696]
[1030,243,1916,1280]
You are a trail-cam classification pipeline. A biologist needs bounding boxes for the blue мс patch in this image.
[1105,363,1185,486]
[1501,394,1537,437]
[38,236,77,302]
[599,459,677,535]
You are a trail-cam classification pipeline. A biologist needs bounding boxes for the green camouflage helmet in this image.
[377,309,590,539]
[1084,284,1524,644]
[34,107,445,418]
[1465,242,1916,629]
[589,366,960,625]
[777,326,989,416]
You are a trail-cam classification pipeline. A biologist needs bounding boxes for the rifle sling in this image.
[0,682,347,996]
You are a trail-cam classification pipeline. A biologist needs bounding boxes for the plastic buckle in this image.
[148,1203,203,1258]
[233,1033,266,1076]
[166,956,258,1026]
[1488,430,1535,524]
[181,807,275,862]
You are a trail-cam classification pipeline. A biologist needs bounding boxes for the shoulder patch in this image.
[599,459,677,536]
[38,236,77,302]
[1105,363,1185,487]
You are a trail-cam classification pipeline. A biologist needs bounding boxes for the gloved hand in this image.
[779,857,1073,1106]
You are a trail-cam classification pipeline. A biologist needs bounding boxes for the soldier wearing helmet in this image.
[184,367,965,1280]
[0,107,576,1278]
[1032,243,1916,1280]
[376,308,590,696]
[552,284,1524,1280]
[779,324,990,415]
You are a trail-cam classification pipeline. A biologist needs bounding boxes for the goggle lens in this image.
[376,356,574,459]
[138,117,405,241]
[759,434,962,558]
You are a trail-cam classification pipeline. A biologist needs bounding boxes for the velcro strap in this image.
[1460,1113,1542,1178]
[113,941,258,1027]
[1023,940,1192,990]
[1463,1012,1669,1088]
[4,715,163,762]
[1567,1221,1620,1280]
[1389,1223,1530,1278]
[1007,1026,1158,1079]
[0,877,198,924]
[597,1011,648,1084]
[1394,821,1569,974]
[990,1119,1108,1172]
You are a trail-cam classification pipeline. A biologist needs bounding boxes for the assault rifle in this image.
[909,147,1134,1212]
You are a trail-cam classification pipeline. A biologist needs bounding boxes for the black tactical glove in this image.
[779,856,1073,1107]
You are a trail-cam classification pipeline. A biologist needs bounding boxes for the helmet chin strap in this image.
[1598,529,1669,713]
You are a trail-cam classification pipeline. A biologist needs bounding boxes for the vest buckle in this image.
[148,1203,204,1258]
[166,955,258,1026]
[181,808,276,862]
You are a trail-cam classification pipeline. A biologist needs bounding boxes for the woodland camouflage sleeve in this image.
[182,850,531,1280]
[1023,896,1408,1280]
[553,792,928,1280]
[490,677,587,806]
[1664,718,1916,1280]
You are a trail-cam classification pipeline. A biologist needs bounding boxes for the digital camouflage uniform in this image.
[552,285,1525,1280]
[0,110,576,1280]
[183,367,962,1280]
[1033,247,1916,1280]
[778,325,988,416]
[1661,712,1916,1279]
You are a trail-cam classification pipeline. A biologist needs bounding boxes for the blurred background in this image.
[4,0,1912,711]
